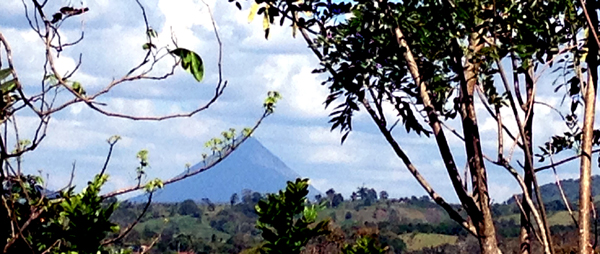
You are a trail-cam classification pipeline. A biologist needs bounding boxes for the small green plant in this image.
[342,235,388,254]
[254,178,330,254]
[2,173,119,254]
[51,174,120,253]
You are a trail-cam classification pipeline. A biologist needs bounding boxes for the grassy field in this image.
[497,213,520,222]
[547,211,577,226]
[320,202,432,225]
[134,215,230,241]
[399,233,458,251]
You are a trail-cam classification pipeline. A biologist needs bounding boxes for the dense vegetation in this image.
[106,177,597,254]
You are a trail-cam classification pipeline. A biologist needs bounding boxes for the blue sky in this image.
[0,0,590,203]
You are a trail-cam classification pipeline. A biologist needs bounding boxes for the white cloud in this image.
[307,145,357,164]
[4,0,583,206]
[287,66,329,118]
[489,182,518,203]
[256,54,329,118]
[54,55,78,76]
[0,1,21,14]
[157,0,204,48]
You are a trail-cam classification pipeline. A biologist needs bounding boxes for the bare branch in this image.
[99,138,119,177]
[550,155,578,227]
[474,84,522,148]
[495,161,551,254]
[102,111,269,198]
[535,149,600,172]
[496,58,553,251]
[512,194,543,244]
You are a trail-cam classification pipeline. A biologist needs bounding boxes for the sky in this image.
[0,0,592,203]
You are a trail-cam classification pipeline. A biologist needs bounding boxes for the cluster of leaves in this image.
[170,48,205,82]
[536,129,600,163]
[132,149,165,193]
[243,0,582,146]
[263,91,282,113]
[342,235,388,254]
[254,178,330,254]
[1,173,119,254]
[50,174,119,253]
[203,127,253,159]
[135,149,149,186]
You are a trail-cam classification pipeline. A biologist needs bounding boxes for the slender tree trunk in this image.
[461,71,501,254]
[459,33,501,254]
[579,0,598,251]
[520,65,554,254]
[519,68,534,254]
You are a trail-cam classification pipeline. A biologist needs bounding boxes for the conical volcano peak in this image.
[130,137,320,203]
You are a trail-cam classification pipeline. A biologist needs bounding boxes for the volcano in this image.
[130,137,320,203]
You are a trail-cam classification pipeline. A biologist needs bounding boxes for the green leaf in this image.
[242,127,253,137]
[144,178,164,192]
[72,81,86,95]
[0,68,11,81]
[147,28,158,38]
[170,48,204,82]
[136,149,149,161]
[142,43,156,50]
[302,205,317,222]
[0,79,17,94]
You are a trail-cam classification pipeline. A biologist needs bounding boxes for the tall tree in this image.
[578,0,599,252]
[243,0,590,253]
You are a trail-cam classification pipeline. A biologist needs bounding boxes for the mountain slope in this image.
[506,175,600,204]
[130,137,320,203]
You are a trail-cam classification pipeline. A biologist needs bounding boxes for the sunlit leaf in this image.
[0,79,17,94]
[263,12,270,39]
[248,3,259,23]
[72,81,86,95]
[292,22,298,38]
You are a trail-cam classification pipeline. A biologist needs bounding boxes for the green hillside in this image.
[507,175,600,205]
[108,179,596,253]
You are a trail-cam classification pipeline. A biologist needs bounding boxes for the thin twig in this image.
[513,194,543,244]
[102,111,269,198]
[99,138,119,177]
[550,155,578,227]
[535,148,600,172]
[102,192,153,245]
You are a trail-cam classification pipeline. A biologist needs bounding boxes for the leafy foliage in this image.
[1,174,118,254]
[254,178,330,254]
[342,235,388,254]
[263,91,282,113]
[51,174,119,253]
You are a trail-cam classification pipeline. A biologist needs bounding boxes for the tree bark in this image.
[579,0,598,250]
[519,65,534,254]
[458,33,501,254]
[392,25,500,253]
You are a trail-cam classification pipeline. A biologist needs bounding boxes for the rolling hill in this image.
[507,175,600,205]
